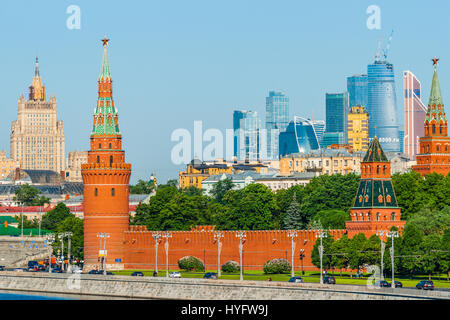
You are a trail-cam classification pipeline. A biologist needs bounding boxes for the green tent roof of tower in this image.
[362,136,388,162]
[425,66,447,123]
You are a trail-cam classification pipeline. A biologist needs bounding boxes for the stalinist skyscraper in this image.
[10,58,65,173]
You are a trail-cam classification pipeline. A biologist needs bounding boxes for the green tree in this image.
[129,179,156,194]
[41,203,74,232]
[347,233,368,274]
[13,184,50,206]
[282,193,302,229]
[219,184,278,230]
[311,232,334,271]
[181,186,203,197]
[330,234,350,277]
[210,178,234,204]
[55,216,84,259]
[300,174,359,224]
[311,209,349,229]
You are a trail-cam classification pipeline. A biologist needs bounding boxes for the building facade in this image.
[279,149,363,176]
[0,151,19,181]
[64,151,88,182]
[347,105,369,152]
[367,60,400,152]
[325,92,349,143]
[412,60,450,177]
[279,117,320,157]
[346,136,405,238]
[10,58,65,173]
[233,110,261,161]
[403,71,427,160]
[347,74,368,108]
[81,39,132,270]
[265,91,289,160]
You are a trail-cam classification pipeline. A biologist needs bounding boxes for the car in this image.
[27,266,38,272]
[0,266,4,271]
[373,280,390,288]
[27,260,39,269]
[37,265,46,272]
[51,268,62,273]
[323,276,336,284]
[14,268,24,272]
[88,269,100,274]
[393,281,403,288]
[203,272,218,279]
[169,272,181,278]
[131,271,144,276]
[288,276,304,283]
[416,280,434,290]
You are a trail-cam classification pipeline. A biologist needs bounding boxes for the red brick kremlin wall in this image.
[123,226,346,271]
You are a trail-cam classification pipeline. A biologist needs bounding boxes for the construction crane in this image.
[374,30,394,62]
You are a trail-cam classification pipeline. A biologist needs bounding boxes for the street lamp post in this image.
[376,230,386,280]
[235,231,246,281]
[316,230,327,284]
[152,231,161,275]
[21,202,24,237]
[299,249,305,275]
[97,232,110,275]
[62,232,74,273]
[214,231,224,278]
[161,232,172,278]
[387,230,399,288]
[58,233,65,271]
[287,230,298,278]
[46,233,55,273]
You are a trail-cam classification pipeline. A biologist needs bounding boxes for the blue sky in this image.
[0,0,448,183]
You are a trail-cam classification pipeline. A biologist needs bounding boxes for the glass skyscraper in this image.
[233,110,261,161]
[325,92,349,143]
[347,74,368,108]
[367,60,400,152]
[279,117,320,157]
[266,91,289,159]
[403,70,426,160]
[311,120,325,146]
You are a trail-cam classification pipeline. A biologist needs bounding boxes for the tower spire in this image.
[99,37,111,80]
[35,57,40,77]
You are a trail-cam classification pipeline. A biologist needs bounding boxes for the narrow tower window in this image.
[111,188,115,196]
[95,188,98,196]
[110,155,113,164]
[97,156,100,163]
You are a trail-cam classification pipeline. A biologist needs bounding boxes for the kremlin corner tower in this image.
[81,38,131,270]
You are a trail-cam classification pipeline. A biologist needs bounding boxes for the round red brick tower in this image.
[82,38,131,270]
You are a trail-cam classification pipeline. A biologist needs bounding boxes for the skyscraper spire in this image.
[35,57,40,77]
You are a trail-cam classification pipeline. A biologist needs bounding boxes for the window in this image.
[112,188,115,196]
[97,156,100,163]
[110,155,113,164]
[95,188,98,196]
[109,143,112,149]
[376,212,380,221]
[391,212,395,221]
[99,143,101,149]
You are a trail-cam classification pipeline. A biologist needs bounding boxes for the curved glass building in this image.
[279,117,320,157]
[367,61,400,152]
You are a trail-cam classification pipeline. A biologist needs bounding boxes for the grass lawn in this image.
[112,269,450,288]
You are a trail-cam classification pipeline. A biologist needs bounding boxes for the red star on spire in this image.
[102,37,110,47]
[432,56,439,70]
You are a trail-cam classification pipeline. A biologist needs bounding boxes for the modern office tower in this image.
[10,58,65,173]
[325,92,349,143]
[320,132,345,148]
[266,91,289,159]
[399,129,404,153]
[367,60,400,152]
[403,71,427,160]
[412,59,450,177]
[348,105,369,152]
[279,116,320,157]
[347,74,368,108]
[233,110,261,161]
[311,120,326,146]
